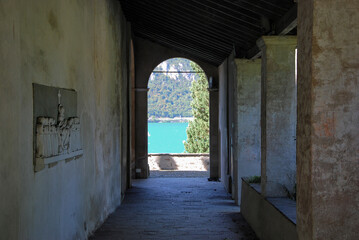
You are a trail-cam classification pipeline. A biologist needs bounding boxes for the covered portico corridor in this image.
[1,0,358,240]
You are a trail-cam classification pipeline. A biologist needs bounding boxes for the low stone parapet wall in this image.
[148,153,209,171]
[241,179,298,240]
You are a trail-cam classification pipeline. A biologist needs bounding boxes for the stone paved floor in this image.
[89,176,258,240]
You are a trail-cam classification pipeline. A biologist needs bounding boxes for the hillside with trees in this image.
[148,58,199,120]
[148,58,210,153]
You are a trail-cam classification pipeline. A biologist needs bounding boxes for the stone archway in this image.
[132,37,219,179]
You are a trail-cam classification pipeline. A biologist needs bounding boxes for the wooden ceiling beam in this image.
[123,3,249,47]
[119,0,296,64]
[127,0,260,40]
[246,3,297,59]
[133,23,231,58]
[189,0,262,31]
[223,0,282,19]
[161,0,261,37]
[135,30,226,64]
[275,4,297,35]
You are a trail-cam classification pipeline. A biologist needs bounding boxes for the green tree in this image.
[184,62,209,153]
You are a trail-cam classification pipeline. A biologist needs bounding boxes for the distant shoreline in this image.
[148,117,194,123]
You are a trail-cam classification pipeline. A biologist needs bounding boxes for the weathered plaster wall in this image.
[219,59,229,190]
[209,90,220,179]
[233,59,261,205]
[227,53,236,198]
[297,0,359,239]
[0,1,21,239]
[120,23,132,197]
[219,53,236,193]
[258,36,297,197]
[0,0,130,239]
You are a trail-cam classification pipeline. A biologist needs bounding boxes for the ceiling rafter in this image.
[120,0,296,66]
[176,0,261,34]
[123,3,249,48]
[134,23,231,58]
[223,0,283,19]
[132,0,261,39]
[190,0,262,28]
[136,31,222,65]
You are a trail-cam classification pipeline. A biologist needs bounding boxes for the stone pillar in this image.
[257,36,297,197]
[234,59,261,205]
[209,88,219,179]
[134,88,149,178]
[297,1,359,239]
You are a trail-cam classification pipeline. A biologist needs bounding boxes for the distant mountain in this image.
[148,58,201,119]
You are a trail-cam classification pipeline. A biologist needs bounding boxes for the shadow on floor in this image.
[199,155,210,171]
[228,212,259,240]
[154,155,179,170]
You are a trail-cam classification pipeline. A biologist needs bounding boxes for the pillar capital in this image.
[257,36,297,50]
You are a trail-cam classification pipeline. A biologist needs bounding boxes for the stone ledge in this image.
[35,150,83,172]
[148,153,209,157]
[241,179,298,240]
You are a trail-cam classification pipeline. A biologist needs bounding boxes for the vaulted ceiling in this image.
[119,0,297,66]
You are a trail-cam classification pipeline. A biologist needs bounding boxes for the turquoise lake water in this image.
[148,122,188,153]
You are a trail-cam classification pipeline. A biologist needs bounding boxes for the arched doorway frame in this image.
[132,37,219,179]
[147,57,209,156]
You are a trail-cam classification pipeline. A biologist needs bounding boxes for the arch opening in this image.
[147,58,210,177]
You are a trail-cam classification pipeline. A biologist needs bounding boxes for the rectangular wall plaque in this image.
[33,84,83,172]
